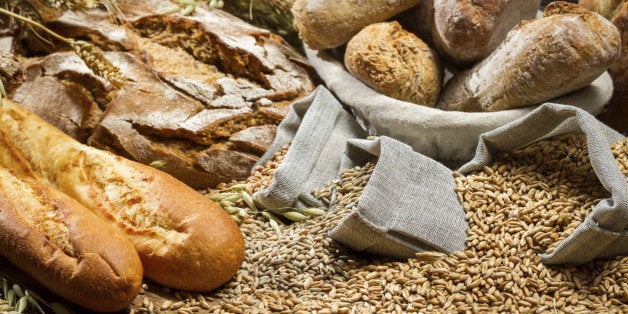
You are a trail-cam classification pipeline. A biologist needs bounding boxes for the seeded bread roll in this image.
[432,0,541,67]
[344,21,442,106]
[291,0,422,49]
[0,99,245,292]
[0,165,142,312]
[437,1,621,112]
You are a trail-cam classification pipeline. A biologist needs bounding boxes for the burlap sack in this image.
[458,104,627,265]
[253,86,626,264]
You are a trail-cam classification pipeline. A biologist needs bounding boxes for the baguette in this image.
[0,99,245,291]
[437,1,621,112]
[0,165,142,312]
[291,0,422,50]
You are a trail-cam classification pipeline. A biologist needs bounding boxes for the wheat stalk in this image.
[0,7,125,88]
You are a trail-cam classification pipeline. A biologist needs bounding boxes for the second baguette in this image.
[0,99,245,292]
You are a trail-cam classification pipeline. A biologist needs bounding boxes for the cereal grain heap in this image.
[130,134,627,313]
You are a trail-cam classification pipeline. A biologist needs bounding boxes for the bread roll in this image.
[0,99,245,292]
[437,2,621,112]
[0,165,142,312]
[432,0,541,67]
[291,0,422,50]
[578,0,624,19]
[344,21,442,106]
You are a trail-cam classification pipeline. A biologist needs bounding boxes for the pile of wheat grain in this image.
[130,134,627,313]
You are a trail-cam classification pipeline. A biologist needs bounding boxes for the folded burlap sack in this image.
[253,86,626,264]
[458,104,627,265]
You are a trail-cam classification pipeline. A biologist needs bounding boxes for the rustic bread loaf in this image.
[344,21,442,107]
[11,3,316,189]
[579,0,624,18]
[437,1,621,112]
[291,0,422,50]
[432,0,541,67]
[0,165,142,312]
[597,1,628,134]
[0,99,245,292]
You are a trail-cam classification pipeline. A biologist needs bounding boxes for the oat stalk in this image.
[0,7,125,88]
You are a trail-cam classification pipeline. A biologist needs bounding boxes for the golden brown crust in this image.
[0,100,245,291]
[344,21,442,106]
[0,166,142,312]
[432,0,540,67]
[437,1,621,112]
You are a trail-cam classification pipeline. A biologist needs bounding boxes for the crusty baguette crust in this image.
[432,0,541,67]
[0,100,245,291]
[291,0,422,50]
[0,166,142,312]
[344,21,442,106]
[437,1,621,112]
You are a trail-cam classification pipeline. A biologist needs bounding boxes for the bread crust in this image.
[432,0,541,67]
[291,0,422,50]
[344,21,442,106]
[437,1,621,112]
[0,100,245,292]
[0,166,142,312]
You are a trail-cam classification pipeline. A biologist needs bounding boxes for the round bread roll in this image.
[344,21,443,107]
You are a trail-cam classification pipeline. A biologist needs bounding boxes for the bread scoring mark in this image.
[78,149,174,237]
